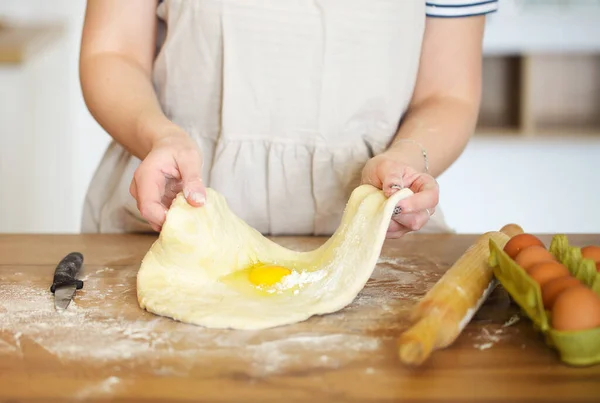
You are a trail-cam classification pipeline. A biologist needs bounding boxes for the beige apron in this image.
[81,0,454,235]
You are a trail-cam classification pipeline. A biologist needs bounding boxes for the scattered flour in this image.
[276,269,327,290]
[1,259,427,379]
[1,252,511,389]
[2,253,506,385]
[0,337,17,354]
[472,325,518,351]
[74,376,122,400]
[80,267,114,281]
[377,256,415,267]
[503,313,520,327]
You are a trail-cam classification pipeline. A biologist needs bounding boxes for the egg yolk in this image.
[248,264,292,287]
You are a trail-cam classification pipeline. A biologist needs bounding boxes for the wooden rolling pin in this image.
[397,223,524,366]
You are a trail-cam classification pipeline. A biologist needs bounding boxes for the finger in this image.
[387,219,404,233]
[360,160,384,189]
[139,198,168,232]
[392,210,431,232]
[386,219,411,238]
[134,169,168,230]
[386,229,411,239]
[176,149,206,206]
[383,174,404,197]
[395,176,439,214]
[129,179,137,199]
[162,177,184,208]
[149,222,162,233]
[380,163,413,197]
[183,177,206,207]
[386,230,407,239]
[131,176,164,232]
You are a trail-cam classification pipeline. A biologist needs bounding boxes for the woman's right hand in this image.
[129,129,206,232]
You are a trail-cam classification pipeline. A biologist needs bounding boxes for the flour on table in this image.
[377,256,418,269]
[80,267,115,281]
[0,244,440,379]
[0,260,424,378]
[502,313,520,327]
[470,325,518,351]
[74,376,122,400]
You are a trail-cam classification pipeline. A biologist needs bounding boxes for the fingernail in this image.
[191,191,206,204]
[184,189,205,204]
[396,203,411,214]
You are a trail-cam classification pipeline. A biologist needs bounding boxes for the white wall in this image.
[437,136,600,233]
[0,1,599,234]
[483,0,600,53]
[0,1,111,233]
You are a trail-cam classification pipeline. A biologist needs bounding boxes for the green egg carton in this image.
[488,234,600,367]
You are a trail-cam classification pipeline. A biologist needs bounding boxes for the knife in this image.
[50,252,84,310]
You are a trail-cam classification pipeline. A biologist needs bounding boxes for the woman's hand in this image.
[361,149,439,238]
[129,129,206,232]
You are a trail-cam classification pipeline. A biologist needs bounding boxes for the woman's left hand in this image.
[361,149,440,238]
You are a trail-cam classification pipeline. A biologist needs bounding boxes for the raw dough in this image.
[137,184,413,329]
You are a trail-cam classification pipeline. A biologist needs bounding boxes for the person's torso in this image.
[152,0,427,234]
[84,1,453,235]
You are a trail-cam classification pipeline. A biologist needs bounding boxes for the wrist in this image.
[136,113,187,155]
[386,139,429,174]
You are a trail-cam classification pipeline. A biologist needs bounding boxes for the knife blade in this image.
[50,252,84,310]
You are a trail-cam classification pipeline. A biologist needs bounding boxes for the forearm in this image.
[80,53,178,160]
[388,95,479,177]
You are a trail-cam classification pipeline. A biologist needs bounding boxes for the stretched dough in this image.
[137,184,413,330]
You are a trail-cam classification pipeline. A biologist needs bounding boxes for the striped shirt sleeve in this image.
[426,1,499,18]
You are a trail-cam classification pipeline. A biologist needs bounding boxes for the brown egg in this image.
[552,286,600,331]
[528,262,571,287]
[504,233,545,259]
[581,245,600,262]
[541,276,582,310]
[515,245,557,272]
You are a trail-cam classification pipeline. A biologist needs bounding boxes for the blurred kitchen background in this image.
[0,0,599,234]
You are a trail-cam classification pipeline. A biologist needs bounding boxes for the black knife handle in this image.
[50,252,84,293]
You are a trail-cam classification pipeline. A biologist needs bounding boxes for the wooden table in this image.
[1,234,599,403]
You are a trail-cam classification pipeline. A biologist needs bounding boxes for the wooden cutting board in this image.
[1,234,599,402]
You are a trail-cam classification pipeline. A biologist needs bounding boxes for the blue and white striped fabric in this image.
[426,0,499,18]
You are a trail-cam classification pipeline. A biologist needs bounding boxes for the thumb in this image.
[361,159,383,189]
[183,177,206,207]
[176,150,206,207]
[362,157,406,197]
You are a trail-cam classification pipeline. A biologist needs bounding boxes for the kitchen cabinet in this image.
[477,0,600,137]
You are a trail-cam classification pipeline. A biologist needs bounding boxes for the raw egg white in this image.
[220,261,310,298]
